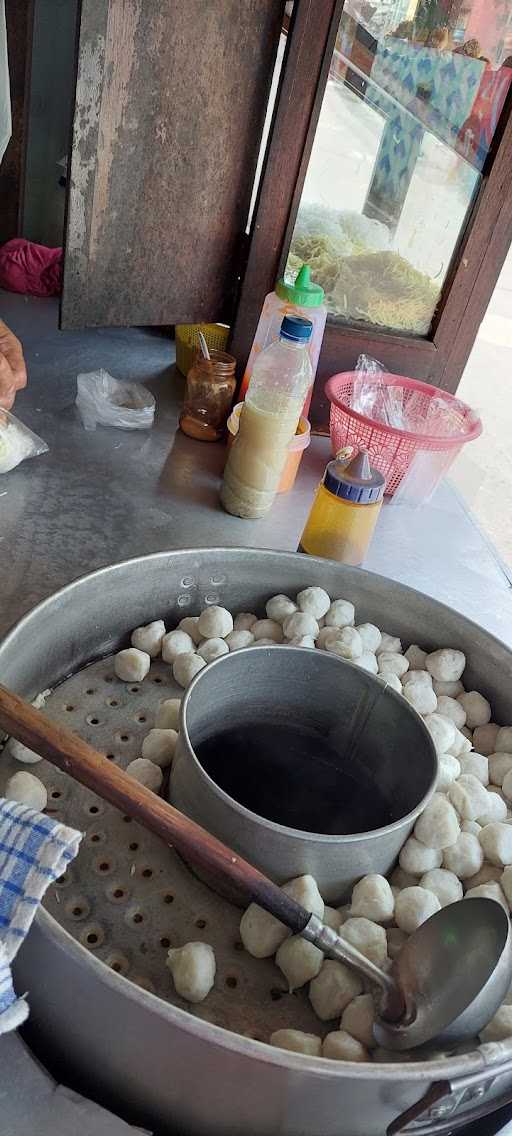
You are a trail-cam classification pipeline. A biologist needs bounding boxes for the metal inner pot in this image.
[170,646,437,901]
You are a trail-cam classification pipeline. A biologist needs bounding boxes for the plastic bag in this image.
[75,369,155,432]
[0,410,49,474]
[351,354,406,429]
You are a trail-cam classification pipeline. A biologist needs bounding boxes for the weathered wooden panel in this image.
[61,0,283,329]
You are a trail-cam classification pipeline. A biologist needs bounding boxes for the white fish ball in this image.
[340,918,388,966]
[233,612,257,632]
[491,754,512,788]
[390,866,417,890]
[155,698,181,730]
[405,644,427,669]
[423,713,456,755]
[162,630,195,664]
[380,672,402,694]
[448,774,490,821]
[239,903,288,958]
[270,1029,322,1057]
[337,903,351,925]
[476,791,507,826]
[287,635,316,649]
[8,738,41,764]
[5,771,47,811]
[316,627,341,651]
[251,619,284,643]
[225,629,255,651]
[166,942,215,1003]
[394,887,441,934]
[461,820,482,836]
[386,927,408,961]
[457,691,491,729]
[172,653,206,689]
[464,881,508,910]
[265,595,297,623]
[355,652,378,674]
[297,586,331,619]
[437,755,461,792]
[465,863,502,888]
[323,905,342,931]
[283,612,319,640]
[356,624,382,653]
[275,935,323,991]
[501,768,512,801]
[141,728,177,768]
[198,637,230,662]
[448,727,472,758]
[480,1006,512,1042]
[436,696,467,730]
[479,822,512,866]
[252,638,278,646]
[414,794,460,850]
[282,875,324,919]
[426,649,465,683]
[323,1030,369,1062]
[433,679,464,698]
[340,993,376,1049]
[378,653,409,679]
[309,961,363,1020]
[443,832,484,879]
[402,669,433,688]
[178,616,202,645]
[325,627,363,661]
[458,752,489,785]
[350,875,394,923]
[114,648,150,683]
[131,619,165,657]
[495,727,512,753]
[325,599,355,628]
[399,836,443,875]
[473,724,500,756]
[376,633,402,656]
[197,606,233,640]
[125,758,163,793]
[403,682,438,716]
[420,868,463,906]
[499,866,512,909]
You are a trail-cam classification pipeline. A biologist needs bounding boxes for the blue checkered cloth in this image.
[0,797,81,1033]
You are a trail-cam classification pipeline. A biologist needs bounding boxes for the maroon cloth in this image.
[0,238,62,297]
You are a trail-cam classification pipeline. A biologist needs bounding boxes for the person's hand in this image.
[0,319,27,410]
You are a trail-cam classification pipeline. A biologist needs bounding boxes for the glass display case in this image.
[231,0,512,428]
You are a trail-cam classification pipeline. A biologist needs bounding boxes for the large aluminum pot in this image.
[2,548,512,1136]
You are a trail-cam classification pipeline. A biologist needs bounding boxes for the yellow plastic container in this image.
[299,450,385,566]
[226,403,311,494]
[175,324,230,378]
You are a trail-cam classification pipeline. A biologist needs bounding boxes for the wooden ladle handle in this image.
[0,684,310,933]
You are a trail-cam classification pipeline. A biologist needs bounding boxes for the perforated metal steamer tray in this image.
[0,658,324,1042]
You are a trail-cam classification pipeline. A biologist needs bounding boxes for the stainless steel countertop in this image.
[1,293,512,647]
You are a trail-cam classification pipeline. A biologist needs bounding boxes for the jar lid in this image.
[275,264,325,307]
[323,449,385,503]
[280,314,313,343]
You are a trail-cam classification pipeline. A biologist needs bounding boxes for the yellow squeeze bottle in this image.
[299,449,385,566]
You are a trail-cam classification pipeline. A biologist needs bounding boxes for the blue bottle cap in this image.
[280,314,313,343]
[324,449,385,504]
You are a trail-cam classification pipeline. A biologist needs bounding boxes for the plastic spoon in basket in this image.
[1,683,511,1051]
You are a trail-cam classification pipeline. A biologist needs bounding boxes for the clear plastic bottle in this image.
[239,264,326,416]
[221,315,313,519]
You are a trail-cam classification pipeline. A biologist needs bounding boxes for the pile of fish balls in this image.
[5,586,512,1062]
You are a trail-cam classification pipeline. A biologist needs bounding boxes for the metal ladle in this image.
[0,684,511,1052]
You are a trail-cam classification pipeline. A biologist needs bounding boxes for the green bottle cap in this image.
[275,263,325,307]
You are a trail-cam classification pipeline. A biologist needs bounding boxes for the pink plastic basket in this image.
[325,372,482,496]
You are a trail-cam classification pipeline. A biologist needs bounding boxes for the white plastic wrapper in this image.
[0,410,49,474]
[75,369,155,431]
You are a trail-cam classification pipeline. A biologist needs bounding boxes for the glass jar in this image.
[179,350,236,442]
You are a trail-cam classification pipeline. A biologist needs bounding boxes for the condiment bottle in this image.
[239,264,326,415]
[179,350,236,442]
[221,315,313,519]
[299,450,385,566]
